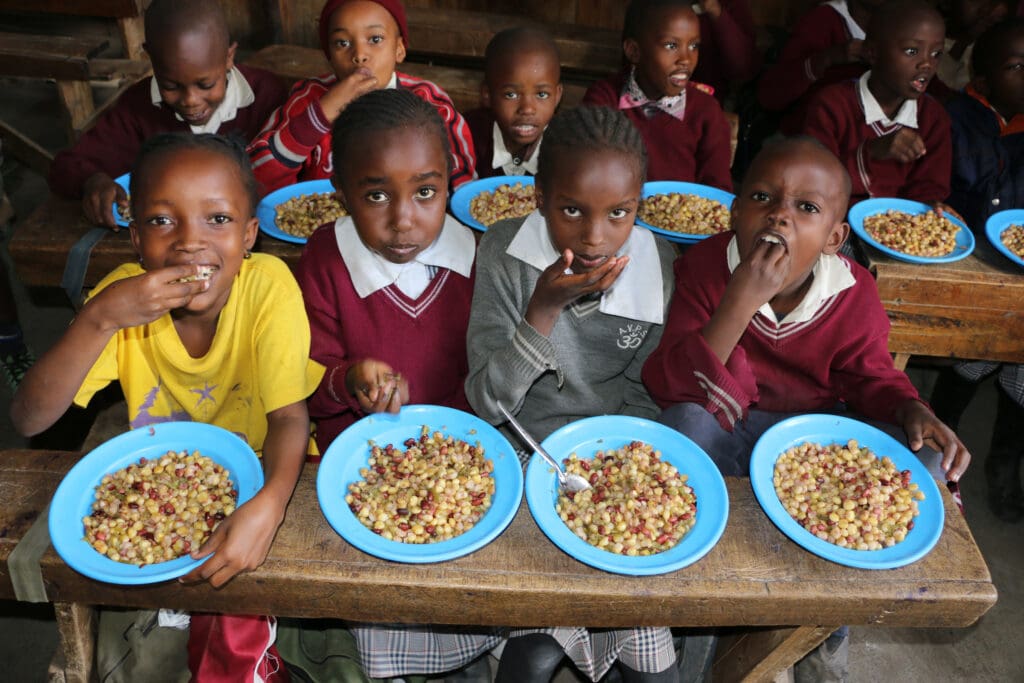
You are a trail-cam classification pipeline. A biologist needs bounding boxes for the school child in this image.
[465,106,678,683]
[48,0,286,228]
[582,0,733,190]
[296,87,500,681]
[463,27,563,179]
[12,133,323,681]
[758,0,883,135]
[937,0,1012,92]
[802,0,952,205]
[248,0,476,194]
[690,0,761,101]
[931,17,1024,522]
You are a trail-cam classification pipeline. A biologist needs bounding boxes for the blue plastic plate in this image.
[256,179,339,244]
[49,422,264,585]
[525,415,728,576]
[637,181,735,245]
[848,198,975,264]
[317,405,523,563]
[449,175,535,231]
[749,414,944,570]
[112,173,131,227]
[984,209,1024,269]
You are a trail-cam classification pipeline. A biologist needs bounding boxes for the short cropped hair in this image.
[537,106,647,192]
[484,27,561,82]
[971,17,1024,79]
[623,0,695,41]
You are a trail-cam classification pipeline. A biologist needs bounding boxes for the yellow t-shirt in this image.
[74,254,325,454]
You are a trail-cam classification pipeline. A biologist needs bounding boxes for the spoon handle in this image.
[496,402,562,472]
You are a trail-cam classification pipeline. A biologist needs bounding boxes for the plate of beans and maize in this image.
[984,209,1024,269]
[749,414,944,570]
[524,415,728,576]
[449,175,537,231]
[847,198,974,264]
[49,422,264,584]
[635,181,734,244]
[317,405,524,563]
[111,173,132,227]
[256,179,348,244]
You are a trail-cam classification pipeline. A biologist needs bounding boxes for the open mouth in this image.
[175,265,218,283]
[668,72,690,88]
[181,110,211,124]
[910,75,930,93]
[510,123,539,137]
[757,233,788,250]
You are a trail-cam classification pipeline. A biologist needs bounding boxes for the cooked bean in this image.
[345,426,495,543]
[469,183,536,226]
[863,209,958,257]
[1000,224,1024,257]
[774,440,924,551]
[556,441,697,556]
[83,450,237,566]
[638,193,730,235]
[276,192,348,237]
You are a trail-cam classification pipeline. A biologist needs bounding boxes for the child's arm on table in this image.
[10,265,210,436]
[895,399,971,482]
[183,400,309,588]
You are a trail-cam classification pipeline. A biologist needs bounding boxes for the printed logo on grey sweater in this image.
[617,323,648,350]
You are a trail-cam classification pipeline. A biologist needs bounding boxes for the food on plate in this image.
[1000,224,1024,258]
[468,182,536,226]
[638,193,730,235]
[863,209,958,257]
[556,441,697,556]
[346,427,495,543]
[83,450,238,566]
[773,440,924,550]
[275,192,347,237]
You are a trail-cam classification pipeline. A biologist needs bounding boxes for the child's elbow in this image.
[9,391,54,438]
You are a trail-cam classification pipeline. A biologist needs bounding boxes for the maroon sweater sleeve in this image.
[695,0,760,93]
[642,236,760,430]
[691,89,734,192]
[582,76,620,107]
[803,83,872,198]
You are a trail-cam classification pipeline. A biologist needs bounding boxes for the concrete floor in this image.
[1,74,1021,682]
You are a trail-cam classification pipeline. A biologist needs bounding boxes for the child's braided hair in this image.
[331,89,453,180]
[537,106,647,192]
[130,132,259,212]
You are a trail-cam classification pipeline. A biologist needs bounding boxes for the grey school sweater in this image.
[465,213,677,443]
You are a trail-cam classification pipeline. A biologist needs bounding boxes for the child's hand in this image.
[525,249,628,336]
[812,39,864,78]
[181,490,286,588]
[867,128,926,163]
[319,69,380,121]
[85,265,211,331]
[697,0,722,19]
[897,399,972,483]
[932,202,965,224]
[82,172,128,230]
[726,238,790,311]
[346,360,409,414]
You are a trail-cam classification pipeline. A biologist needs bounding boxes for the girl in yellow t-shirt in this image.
[12,132,322,681]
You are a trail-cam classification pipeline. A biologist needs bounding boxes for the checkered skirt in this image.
[351,624,503,678]
[508,626,677,681]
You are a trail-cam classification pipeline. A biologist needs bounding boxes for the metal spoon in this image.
[496,401,591,492]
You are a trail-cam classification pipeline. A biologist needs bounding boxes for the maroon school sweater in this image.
[296,223,475,455]
[803,79,952,204]
[49,65,286,198]
[642,232,920,431]
[582,72,733,190]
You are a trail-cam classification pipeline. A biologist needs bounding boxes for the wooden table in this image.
[0,449,996,683]
[863,241,1024,367]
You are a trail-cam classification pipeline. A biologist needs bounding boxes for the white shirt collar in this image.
[726,235,856,326]
[150,66,255,134]
[506,210,665,324]
[335,213,476,299]
[824,0,866,40]
[491,122,540,175]
[858,71,919,128]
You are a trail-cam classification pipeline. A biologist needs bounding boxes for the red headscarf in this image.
[318,0,409,57]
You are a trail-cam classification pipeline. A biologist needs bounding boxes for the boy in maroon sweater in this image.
[803,0,952,205]
[48,0,286,228]
[643,137,970,484]
[583,0,733,189]
[464,27,563,179]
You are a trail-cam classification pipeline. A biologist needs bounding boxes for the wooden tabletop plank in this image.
[0,0,144,18]
[0,449,996,629]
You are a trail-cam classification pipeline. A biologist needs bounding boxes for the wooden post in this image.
[893,353,911,372]
[117,16,146,61]
[55,80,96,141]
[53,603,97,683]
[712,625,835,682]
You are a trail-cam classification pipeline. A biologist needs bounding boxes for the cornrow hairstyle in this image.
[130,132,259,213]
[623,0,694,41]
[971,17,1024,81]
[536,106,647,193]
[331,89,453,183]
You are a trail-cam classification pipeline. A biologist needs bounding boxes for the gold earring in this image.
[244,249,252,259]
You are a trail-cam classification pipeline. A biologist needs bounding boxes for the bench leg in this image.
[53,603,97,683]
[892,353,911,372]
[711,625,836,683]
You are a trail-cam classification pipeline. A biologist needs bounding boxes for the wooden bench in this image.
[0,448,997,683]
[0,0,148,61]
